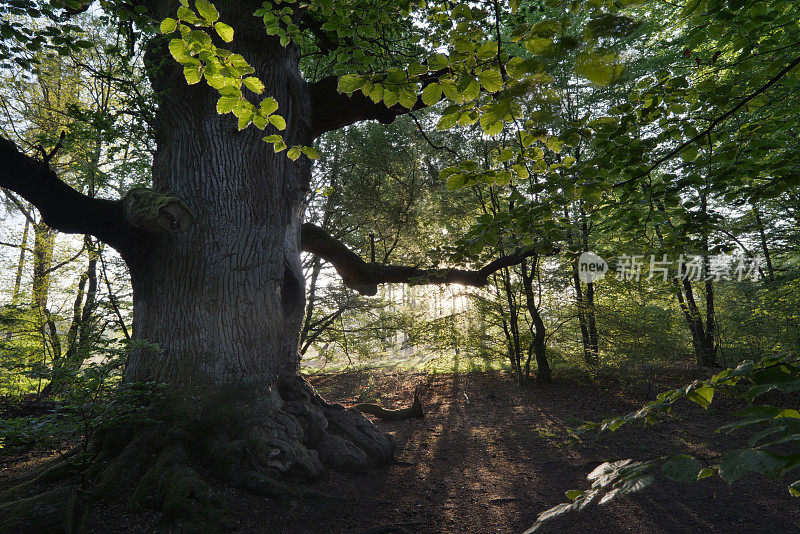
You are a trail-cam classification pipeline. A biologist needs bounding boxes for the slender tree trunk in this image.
[496,266,523,381]
[674,280,703,358]
[585,281,599,363]
[11,218,29,305]
[32,220,60,361]
[753,206,774,282]
[681,278,716,366]
[565,205,599,367]
[5,217,29,342]
[521,258,551,383]
[47,237,101,393]
[300,256,323,353]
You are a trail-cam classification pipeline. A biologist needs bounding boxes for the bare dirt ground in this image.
[4,367,800,533]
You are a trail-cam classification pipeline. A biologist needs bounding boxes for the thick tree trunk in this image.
[92,18,395,516]
[124,34,310,389]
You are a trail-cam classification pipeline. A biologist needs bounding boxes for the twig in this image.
[43,243,86,275]
[613,54,800,188]
[43,131,66,165]
[1,189,37,225]
[99,252,131,341]
[408,113,456,155]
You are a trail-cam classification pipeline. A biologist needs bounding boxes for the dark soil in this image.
[3,367,799,533]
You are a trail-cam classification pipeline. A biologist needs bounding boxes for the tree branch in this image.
[0,135,130,250]
[309,69,448,139]
[613,54,800,188]
[0,135,192,253]
[300,222,541,296]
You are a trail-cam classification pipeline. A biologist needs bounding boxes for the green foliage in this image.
[160,1,317,159]
[0,340,165,456]
[527,354,800,531]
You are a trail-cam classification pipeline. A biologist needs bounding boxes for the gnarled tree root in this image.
[83,376,395,532]
[0,486,86,534]
[352,391,424,422]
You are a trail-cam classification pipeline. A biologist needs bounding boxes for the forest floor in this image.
[3,366,799,533]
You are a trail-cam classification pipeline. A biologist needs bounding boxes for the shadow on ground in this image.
[79,368,798,533]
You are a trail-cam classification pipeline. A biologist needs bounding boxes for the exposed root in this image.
[82,375,395,531]
[0,376,394,532]
[0,486,85,534]
[353,390,424,421]
[0,456,81,503]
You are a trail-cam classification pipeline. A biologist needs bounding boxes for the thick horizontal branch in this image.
[300,222,540,296]
[0,135,130,250]
[309,70,448,139]
[0,135,192,253]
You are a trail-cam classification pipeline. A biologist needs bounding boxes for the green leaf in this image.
[476,41,497,61]
[575,51,621,86]
[445,172,467,191]
[177,6,201,24]
[681,0,702,18]
[337,74,363,94]
[216,95,239,114]
[565,490,582,501]
[269,114,286,130]
[740,450,797,478]
[461,77,481,101]
[183,66,202,84]
[543,136,563,154]
[243,77,265,94]
[214,22,234,42]
[272,140,287,152]
[451,3,472,19]
[524,37,553,55]
[237,112,253,131]
[287,147,301,160]
[681,145,699,162]
[301,146,321,160]
[368,84,384,104]
[422,83,443,107]
[479,69,503,92]
[252,114,268,129]
[168,39,190,63]
[662,456,702,482]
[480,113,502,136]
[260,97,279,115]
[195,0,219,22]
[397,84,419,109]
[697,468,715,480]
[719,450,749,483]
[428,53,449,70]
[160,18,178,34]
[686,385,714,409]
